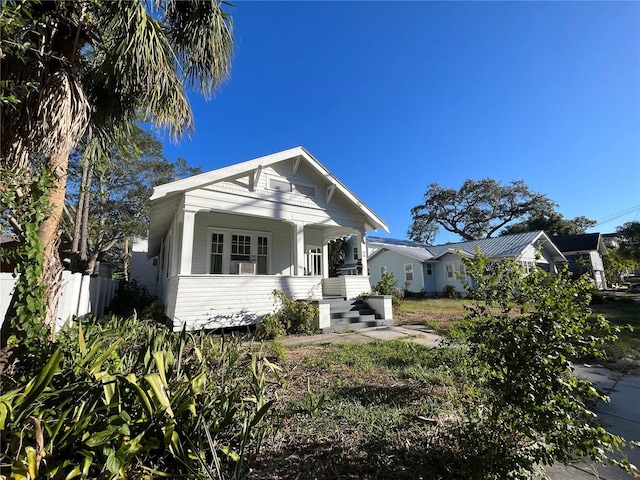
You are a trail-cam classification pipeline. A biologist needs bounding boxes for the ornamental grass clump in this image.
[0,315,279,479]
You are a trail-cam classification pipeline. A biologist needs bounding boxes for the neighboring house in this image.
[146,146,388,331]
[551,233,608,289]
[335,235,363,276]
[367,231,566,295]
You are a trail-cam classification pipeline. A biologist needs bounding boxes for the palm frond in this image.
[165,0,234,98]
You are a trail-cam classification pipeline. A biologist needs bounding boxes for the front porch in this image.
[165,274,379,331]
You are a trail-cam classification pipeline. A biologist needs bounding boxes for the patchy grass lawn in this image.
[251,340,469,479]
[394,298,467,334]
[394,294,640,360]
[593,295,640,361]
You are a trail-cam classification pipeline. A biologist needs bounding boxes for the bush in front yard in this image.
[256,290,319,339]
[440,250,635,479]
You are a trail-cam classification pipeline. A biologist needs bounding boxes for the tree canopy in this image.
[616,221,640,262]
[1,0,234,331]
[501,212,596,236]
[408,179,556,244]
[65,126,201,276]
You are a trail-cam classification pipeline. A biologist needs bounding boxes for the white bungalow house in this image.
[367,231,566,296]
[146,147,388,331]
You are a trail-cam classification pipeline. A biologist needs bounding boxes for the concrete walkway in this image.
[279,324,640,478]
[279,324,443,348]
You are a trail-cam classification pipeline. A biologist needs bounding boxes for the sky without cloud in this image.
[158,1,640,245]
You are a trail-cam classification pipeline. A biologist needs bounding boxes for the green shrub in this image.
[372,272,397,296]
[256,290,319,339]
[0,316,280,479]
[442,284,460,299]
[256,313,287,339]
[442,250,633,478]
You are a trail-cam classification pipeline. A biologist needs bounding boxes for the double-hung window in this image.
[208,229,270,275]
[210,233,224,274]
[445,261,466,281]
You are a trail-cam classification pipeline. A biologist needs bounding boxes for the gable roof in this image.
[368,231,565,262]
[551,233,608,256]
[148,147,388,256]
[367,237,435,262]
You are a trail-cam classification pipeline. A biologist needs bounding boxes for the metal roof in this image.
[368,231,565,262]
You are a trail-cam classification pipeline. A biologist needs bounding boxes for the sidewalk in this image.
[279,325,640,478]
[545,362,640,479]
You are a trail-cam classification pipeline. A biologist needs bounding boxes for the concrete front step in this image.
[321,297,387,333]
[330,308,377,319]
[323,318,393,333]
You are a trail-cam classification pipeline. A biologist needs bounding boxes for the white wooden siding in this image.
[170,275,322,331]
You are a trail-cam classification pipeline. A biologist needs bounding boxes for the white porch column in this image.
[293,221,306,276]
[179,210,196,275]
[358,231,368,276]
[322,243,329,278]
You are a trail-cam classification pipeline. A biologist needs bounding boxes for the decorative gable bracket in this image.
[326,184,336,204]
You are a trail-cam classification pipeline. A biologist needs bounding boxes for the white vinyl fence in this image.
[0,271,118,331]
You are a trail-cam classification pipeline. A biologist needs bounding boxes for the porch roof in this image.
[148,147,388,257]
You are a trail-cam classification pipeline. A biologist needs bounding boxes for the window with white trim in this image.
[425,263,433,276]
[208,229,270,275]
[231,234,251,261]
[353,247,358,260]
[257,236,268,274]
[520,260,536,274]
[210,233,224,274]
[380,266,387,275]
[404,263,414,283]
[445,261,465,281]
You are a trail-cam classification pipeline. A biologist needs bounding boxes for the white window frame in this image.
[404,263,414,283]
[206,227,271,275]
[445,261,466,282]
[425,263,433,276]
[380,266,387,276]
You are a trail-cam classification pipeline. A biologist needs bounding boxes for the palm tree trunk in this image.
[80,164,93,262]
[38,150,73,327]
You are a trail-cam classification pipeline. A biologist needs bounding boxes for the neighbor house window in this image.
[520,260,536,274]
[404,263,414,283]
[380,266,387,275]
[445,261,465,281]
[353,247,358,260]
[425,263,433,276]
[210,233,224,274]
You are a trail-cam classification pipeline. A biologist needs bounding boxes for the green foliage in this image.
[256,314,287,340]
[256,290,318,339]
[0,168,53,350]
[408,178,556,243]
[441,284,461,299]
[0,316,279,479]
[107,280,166,324]
[372,271,398,295]
[372,272,405,309]
[444,251,631,479]
[502,212,596,236]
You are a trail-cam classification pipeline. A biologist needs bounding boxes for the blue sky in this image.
[159,1,640,244]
